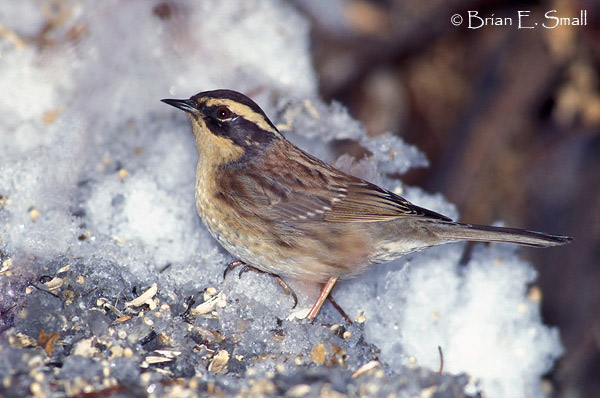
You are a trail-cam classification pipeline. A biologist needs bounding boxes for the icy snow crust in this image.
[0,1,561,397]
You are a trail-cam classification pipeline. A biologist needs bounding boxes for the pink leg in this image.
[306,276,338,321]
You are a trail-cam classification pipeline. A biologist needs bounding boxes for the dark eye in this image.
[216,106,231,120]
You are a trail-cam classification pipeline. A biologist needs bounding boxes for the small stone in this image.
[286,384,312,397]
[118,168,128,182]
[420,385,438,398]
[30,382,43,396]
[57,264,71,273]
[310,343,326,365]
[191,292,224,315]
[352,360,381,378]
[29,208,40,222]
[73,338,97,357]
[145,355,173,364]
[319,383,346,398]
[206,286,217,295]
[11,332,36,348]
[354,313,366,324]
[0,258,13,275]
[126,283,158,308]
[287,307,311,321]
[140,372,152,384]
[33,371,44,382]
[62,290,75,305]
[249,378,276,395]
[44,277,64,291]
[102,363,110,378]
[110,345,124,358]
[157,332,173,346]
[208,350,229,373]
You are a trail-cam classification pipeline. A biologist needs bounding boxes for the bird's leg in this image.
[327,293,352,325]
[306,276,338,321]
[223,260,298,308]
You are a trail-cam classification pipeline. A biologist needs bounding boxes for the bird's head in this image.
[162,90,283,165]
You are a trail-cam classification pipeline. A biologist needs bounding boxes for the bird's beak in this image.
[161,98,198,114]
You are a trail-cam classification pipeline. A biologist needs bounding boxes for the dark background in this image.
[296,0,600,397]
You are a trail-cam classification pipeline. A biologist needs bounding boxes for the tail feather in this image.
[432,223,572,248]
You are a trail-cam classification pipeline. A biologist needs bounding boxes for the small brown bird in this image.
[162,89,572,320]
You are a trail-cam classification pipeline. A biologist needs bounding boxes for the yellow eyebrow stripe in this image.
[203,98,282,137]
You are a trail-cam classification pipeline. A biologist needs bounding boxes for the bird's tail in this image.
[430,223,572,248]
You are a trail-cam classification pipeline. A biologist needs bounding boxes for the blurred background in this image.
[294,0,599,397]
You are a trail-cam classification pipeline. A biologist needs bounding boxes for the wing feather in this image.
[322,180,452,222]
[218,160,451,223]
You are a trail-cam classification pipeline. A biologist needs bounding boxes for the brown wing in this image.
[217,147,451,224]
[322,178,452,223]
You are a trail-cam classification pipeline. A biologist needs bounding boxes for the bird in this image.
[161,89,572,321]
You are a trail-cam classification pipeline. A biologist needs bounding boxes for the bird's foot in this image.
[327,293,352,325]
[223,260,245,279]
[223,260,298,309]
[305,276,352,324]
